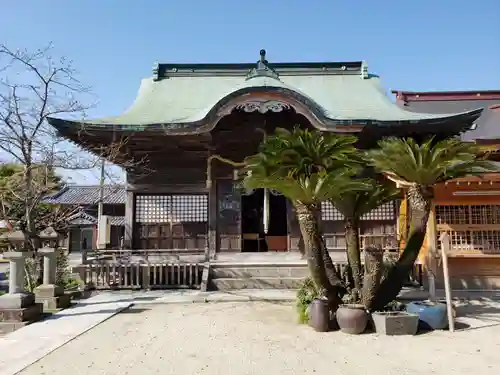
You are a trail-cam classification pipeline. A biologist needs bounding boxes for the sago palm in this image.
[330,178,400,304]
[242,127,366,308]
[366,136,497,310]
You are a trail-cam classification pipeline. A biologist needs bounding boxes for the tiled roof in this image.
[67,210,124,227]
[43,185,125,205]
[392,97,500,141]
[109,216,125,226]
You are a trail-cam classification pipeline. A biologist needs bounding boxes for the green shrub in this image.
[296,277,319,324]
[24,255,41,292]
[56,249,71,287]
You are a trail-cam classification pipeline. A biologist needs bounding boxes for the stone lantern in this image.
[34,226,71,312]
[38,226,59,248]
[0,229,31,251]
[0,229,42,334]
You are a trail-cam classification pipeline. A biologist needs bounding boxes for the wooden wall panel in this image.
[435,257,500,289]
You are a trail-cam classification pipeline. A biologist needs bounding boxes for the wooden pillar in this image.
[124,190,135,249]
[397,197,408,252]
[208,179,218,260]
[425,204,438,299]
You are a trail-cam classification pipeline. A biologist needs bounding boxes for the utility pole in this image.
[96,158,105,249]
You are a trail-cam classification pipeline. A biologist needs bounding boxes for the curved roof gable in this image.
[48,51,483,132]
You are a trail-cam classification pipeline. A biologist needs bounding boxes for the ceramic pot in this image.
[406,301,449,330]
[336,304,369,334]
[309,299,330,332]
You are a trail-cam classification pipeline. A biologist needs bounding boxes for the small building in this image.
[393,90,500,289]
[43,185,125,252]
[47,50,482,262]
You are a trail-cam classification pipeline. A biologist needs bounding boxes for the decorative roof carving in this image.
[235,100,292,114]
[246,49,280,81]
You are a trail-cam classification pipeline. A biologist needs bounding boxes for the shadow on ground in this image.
[454,299,500,331]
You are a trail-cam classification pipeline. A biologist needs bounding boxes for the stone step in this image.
[211,266,309,278]
[211,277,305,290]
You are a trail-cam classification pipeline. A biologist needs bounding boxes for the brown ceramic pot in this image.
[309,299,330,332]
[336,304,369,334]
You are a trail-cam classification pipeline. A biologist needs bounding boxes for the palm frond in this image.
[365,137,498,186]
[332,179,400,218]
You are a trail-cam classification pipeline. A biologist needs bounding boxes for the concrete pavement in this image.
[0,293,132,375]
[3,286,500,375]
[0,289,296,375]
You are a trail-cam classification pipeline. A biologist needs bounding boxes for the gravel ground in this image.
[19,301,500,375]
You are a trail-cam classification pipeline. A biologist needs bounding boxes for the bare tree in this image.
[0,43,151,242]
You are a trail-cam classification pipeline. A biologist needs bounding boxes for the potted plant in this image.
[371,310,419,335]
[406,300,455,330]
[336,304,369,334]
[296,278,319,324]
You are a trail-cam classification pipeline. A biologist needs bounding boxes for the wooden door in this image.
[217,180,242,251]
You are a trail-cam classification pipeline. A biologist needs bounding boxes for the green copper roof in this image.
[48,51,483,131]
[61,74,477,125]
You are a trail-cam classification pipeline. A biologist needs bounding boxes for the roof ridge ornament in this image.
[246,49,280,81]
[152,62,160,81]
[360,61,369,79]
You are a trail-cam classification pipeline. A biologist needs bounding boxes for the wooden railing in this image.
[76,248,422,289]
[437,225,500,255]
[79,256,204,290]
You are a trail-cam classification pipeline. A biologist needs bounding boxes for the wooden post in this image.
[208,179,218,260]
[426,207,438,300]
[439,232,455,332]
[124,189,135,249]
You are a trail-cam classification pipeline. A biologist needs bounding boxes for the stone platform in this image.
[0,294,44,334]
[34,285,72,313]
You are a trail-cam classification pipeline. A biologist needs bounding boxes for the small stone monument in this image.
[0,230,43,334]
[34,227,71,312]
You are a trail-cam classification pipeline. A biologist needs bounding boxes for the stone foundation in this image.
[0,303,43,334]
[34,284,72,312]
[36,294,72,312]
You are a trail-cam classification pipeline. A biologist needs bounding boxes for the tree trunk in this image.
[345,216,362,301]
[370,185,431,311]
[295,202,343,310]
[361,247,384,311]
[23,157,42,284]
[23,163,35,238]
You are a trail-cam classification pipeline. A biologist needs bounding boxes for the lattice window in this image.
[470,205,500,225]
[136,195,170,223]
[136,195,208,223]
[171,195,208,222]
[361,201,396,221]
[471,231,500,252]
[436,204,500,253]
[435,205,469,225]
[321,201,396,221]
[134,194,208,250]
[321,202,343,221]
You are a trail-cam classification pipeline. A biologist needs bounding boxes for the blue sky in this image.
[1,0,499,183]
